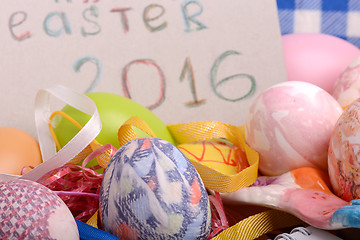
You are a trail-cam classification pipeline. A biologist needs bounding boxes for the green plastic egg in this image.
[52,92,175,149]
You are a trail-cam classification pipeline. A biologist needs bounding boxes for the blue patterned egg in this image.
[100,137,211,239]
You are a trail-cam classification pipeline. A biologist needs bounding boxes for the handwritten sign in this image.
[0,0,286,137]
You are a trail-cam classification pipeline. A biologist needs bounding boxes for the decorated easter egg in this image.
[332,55,360,109]
[282,33,360,93]
[100,137,211,239]
[245,81,342,176]
[0,179,79,239]
[53,92,175,149]
[177,139,249,175]
[328,99,360,201]
[0,127,42,175]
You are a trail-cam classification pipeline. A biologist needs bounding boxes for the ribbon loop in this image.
[0,85,102,182]
[167,121,259,193]
[118,116,156,147]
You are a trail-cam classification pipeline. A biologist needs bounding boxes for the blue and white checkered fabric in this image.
[277,0,360,48]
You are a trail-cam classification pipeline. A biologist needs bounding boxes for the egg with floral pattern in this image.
[328,98,360,201]
[100,137,211,239]
[245,81,342,176]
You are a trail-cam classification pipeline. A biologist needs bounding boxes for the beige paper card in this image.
[0,0,286,137]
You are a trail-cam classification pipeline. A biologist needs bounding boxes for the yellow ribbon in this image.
[212,209,303,240]
[118,116,156,146]
[167,121,259,193]
[86,210,99,228]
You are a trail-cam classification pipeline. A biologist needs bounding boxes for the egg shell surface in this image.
[245,81,342,176]
[328,98,360,201]
[282,33,360,93]
[177,139,249,176]
[0,179,79,239]
[332,55,360,109]
[53,92,176,149]
[100,137,211,240]
[0,127,42,175]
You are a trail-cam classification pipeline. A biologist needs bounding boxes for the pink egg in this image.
[245,81,342,176]
[332,55,360,109]
[282,33,360,93]
[0,179,79,239]
[328,99,360,201]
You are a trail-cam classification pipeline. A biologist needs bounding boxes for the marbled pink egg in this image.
[332,55,360,109]
[0,179,79,239]
[328,98,360,201]
[245,81,342,176]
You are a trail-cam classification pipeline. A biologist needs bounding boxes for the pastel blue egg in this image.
[100,137,211,240]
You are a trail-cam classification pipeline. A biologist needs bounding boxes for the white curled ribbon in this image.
[0,85,101,182]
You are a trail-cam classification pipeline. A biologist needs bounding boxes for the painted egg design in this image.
[328,98,360,201]
[177,139,249,175]
[332,55,360,109]
[0,179,79,239]
[100,137,211,240]
[246,81,342,176]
